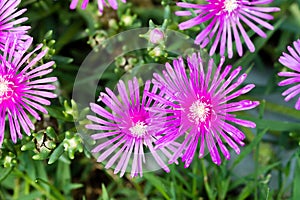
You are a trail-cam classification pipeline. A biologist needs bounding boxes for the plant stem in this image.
[13,168,64,200]
[201,159,214,200]
[192,159,198,200]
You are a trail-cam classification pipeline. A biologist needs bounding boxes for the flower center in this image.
[0,76,14,103]
[129,121,148,137]
[224,0,238,13]
[188,100,212,124]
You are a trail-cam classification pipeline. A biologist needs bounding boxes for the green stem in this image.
[12,177,20,200]
[254,141,260,200]
[201,160,214,200]
[192,160,198,200]
[13,168,63,200]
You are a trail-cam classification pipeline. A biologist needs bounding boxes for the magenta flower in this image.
[149,53,259,167]
[176,0,280,58]
[0,0,30,51]
[0,36,57,146]
[149,28,164,44]
[70,0,126,14]
[86,78,179,177]
[278,39,300,110]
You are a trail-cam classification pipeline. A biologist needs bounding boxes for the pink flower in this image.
[0,0,30,51]
[70,0,126,14]
[149,29,164,44]
[176,0,280,58]
[149,53,259,167]
[86,78,178,177]
[278,39,300,110]
[0,36,57,146]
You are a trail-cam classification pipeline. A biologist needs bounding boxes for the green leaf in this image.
[35,161,50,192]
[0,167,13,183]
[21,141,36,151]
[20,191,43,200]
[101,184,109,200]
[65,183,84,191]
[46,106,73,122]
[144,174,171,200]
[170,182,176,200]
[56,21,84,52]
[55,160,71,196]
[231,129,268,169]
[237,183,255,200]
[48,143,64,165]
[35,178,65,200]
[292,155,300,200]
[239,116,300,131]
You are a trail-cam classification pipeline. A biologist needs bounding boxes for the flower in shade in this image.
[70,0,126,14]
[0,36,57,146]
[278,39,300,110]
[86,78,179,177]
[149,53,259,167]
[149,28,164,44]
[175,0,280,58]
[0,0,30,51]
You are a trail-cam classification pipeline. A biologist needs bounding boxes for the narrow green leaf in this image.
[35,178,65,200]
[239,116,300,131]
[292,155,300,200]
[237,183,255,200]
[0,167,13,183]
[231,128,268,169]
[170,182,176,200]
[144,174,171,200]
[20,191,43,200]
[65,183,84,191]
[46,106,73,122]
[35,161,50,192]
[101,184,109,200]
[55,160,71,197]
[48,143,64,165]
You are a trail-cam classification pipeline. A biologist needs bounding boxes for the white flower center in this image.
[224,0,238,13]
[129,121,148,137]
[188,100,211,124]
[0,76,13,103]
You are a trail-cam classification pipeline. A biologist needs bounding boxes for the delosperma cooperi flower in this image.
[148,53,259,167]
[70,0,126,14]
[0,36,57,146]
[278,39,300,110]
[175,0,280,58]
[86,78,179,177]
[0,0,30,51]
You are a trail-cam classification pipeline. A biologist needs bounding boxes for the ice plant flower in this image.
[86,78,178,177]
[150,53,259,167]
[70,0,126,14]
[149,28,164,44]
[0,0,30,51]
[0,36,57,146]
[278,39,300,110]
[175,0,280,58]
